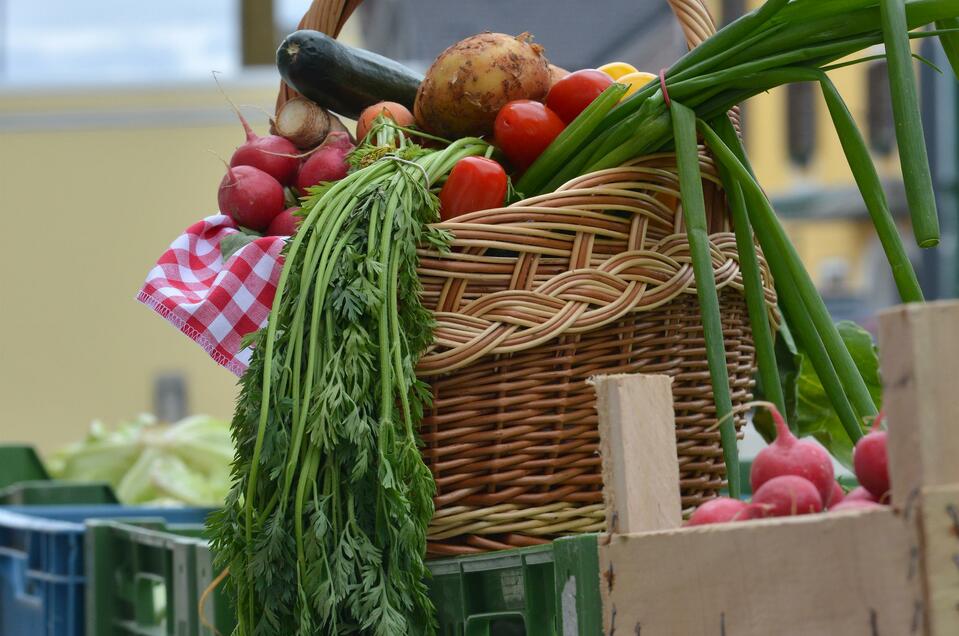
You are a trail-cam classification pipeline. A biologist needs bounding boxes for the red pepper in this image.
[438,156,508,221]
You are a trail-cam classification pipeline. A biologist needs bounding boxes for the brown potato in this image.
[414,32,551,139]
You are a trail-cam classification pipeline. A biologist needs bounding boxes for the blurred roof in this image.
[355,0,688,73]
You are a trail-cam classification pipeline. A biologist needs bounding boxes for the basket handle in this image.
[275,0,718,114]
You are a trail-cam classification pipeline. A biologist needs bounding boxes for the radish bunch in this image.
[217,102,353,236]
[686,404,891,527]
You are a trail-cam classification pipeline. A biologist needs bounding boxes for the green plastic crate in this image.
[0,445,49,489]
[85,517,234,636]
[88,523,600,635]
[427,534,601,635]
[0,481,118,505]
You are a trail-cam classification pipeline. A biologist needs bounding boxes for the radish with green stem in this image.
[749,401,836,506]
[229,118,301,186]
[214,72,301,185]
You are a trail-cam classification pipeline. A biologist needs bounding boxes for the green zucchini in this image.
[276,30,422,120]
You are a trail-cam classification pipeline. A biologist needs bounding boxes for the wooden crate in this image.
[592,300,959,635]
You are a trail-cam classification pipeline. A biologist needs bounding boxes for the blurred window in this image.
[867,60,895,156]
[787,81,817,167]
[0,0,240,85]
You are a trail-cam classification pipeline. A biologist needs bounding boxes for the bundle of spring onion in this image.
[517,0,959,497]
[209,125,488,635]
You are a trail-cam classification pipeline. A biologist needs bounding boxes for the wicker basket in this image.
[279,0,777,556]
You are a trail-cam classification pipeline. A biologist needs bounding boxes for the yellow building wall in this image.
[0,81,285,453]
[0,15,364,455]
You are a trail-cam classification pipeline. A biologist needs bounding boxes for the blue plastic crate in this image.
[0,505,213,636]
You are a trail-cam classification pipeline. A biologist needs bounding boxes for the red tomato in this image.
[493,101,566,171]
[439,157,508,221]
[545,69,614,124]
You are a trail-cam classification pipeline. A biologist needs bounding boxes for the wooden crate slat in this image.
[880,300,959,507]
[919,484,959,635]
[599,509,922,635]
[591,373,681,534]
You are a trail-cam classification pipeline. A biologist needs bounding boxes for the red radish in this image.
[752,475,823,517]
[218,165,285,232]
[215,75,301,185]
[296,132,354,195]
[230,128,301,186]
[750,403,835,506]
[854,411,890,501]
[266,207,302,237]
[830,498,884,512]
[686,497,766,526]
[826,481,845,508]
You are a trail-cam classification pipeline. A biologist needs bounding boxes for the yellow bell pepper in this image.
[597,62,639,80]
[618,71,658,99]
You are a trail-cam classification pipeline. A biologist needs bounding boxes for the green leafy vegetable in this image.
[221,231,260,262]
[795,321,883,468]
[712,116,786,428]
[209,122,488,635]
[671,102,740,497]
[48,414,233,506]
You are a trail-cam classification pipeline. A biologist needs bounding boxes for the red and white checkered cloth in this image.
[137,214,285,376]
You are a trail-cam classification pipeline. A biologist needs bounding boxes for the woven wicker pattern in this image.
[418,153,773,554]
[282,0,776,555]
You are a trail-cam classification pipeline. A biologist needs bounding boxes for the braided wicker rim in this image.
[280,0,777,555]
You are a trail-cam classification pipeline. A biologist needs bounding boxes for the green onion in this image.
[671,102,741,499]
[537,124,619,194]
[881,0,940,247]
[711,116,787,423]
[663,0,791,81]
[818,75,924,303]
[698,121,869,444]
[702,64,924,305]
[584,112,673,173]
[730,134,877,424]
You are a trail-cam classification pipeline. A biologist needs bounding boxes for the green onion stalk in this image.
[209,122,489,636]
[516,0,958,493]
